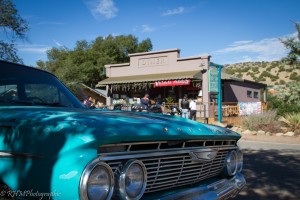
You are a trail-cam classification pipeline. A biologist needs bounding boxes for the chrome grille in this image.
[99,141,235,194]
[143,151,227,193]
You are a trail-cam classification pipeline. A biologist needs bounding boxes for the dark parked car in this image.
[0,61,245,200]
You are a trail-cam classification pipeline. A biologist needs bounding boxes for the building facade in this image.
[97,48,267,116]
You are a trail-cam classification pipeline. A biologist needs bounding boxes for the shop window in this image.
[247,90,252,98]
[253,91,259,99]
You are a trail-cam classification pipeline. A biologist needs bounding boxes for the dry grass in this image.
[241,110,280,131]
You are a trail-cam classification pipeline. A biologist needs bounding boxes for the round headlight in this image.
[119,160,147,200]
[236,149,243,172]
[80,161,114,200]
[226,150,238,176]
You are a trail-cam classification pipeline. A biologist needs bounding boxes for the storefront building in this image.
[96,49,267,117]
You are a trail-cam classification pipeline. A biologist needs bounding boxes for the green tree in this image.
[280,22,300,67]
[37,34,152,87]
[0,0,29,63]
[268,94,300,115]
[277,81,300,105]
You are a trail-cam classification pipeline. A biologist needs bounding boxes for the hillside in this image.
[224,61,300,86]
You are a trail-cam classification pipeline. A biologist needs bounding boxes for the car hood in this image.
[0,106,240,156]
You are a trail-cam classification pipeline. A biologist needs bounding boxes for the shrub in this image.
[279,113,300,135]
[290,72,298,80]
[225,68,236,75]
[236,73,243,78]
[252,67,259,72]
[279,80,286,85]
[267,94,300,116]
[241,110,281,131]
[278,65,285,72]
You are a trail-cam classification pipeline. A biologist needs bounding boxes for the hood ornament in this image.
[189,149,218,162]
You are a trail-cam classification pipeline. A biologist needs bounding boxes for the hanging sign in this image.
[208,68,218,92]
[154,79,190,87]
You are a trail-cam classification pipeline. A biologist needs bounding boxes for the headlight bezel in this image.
[225,150,238,176]
[118,159,147,200]
[236,149,243,172]
[80,159,114,200]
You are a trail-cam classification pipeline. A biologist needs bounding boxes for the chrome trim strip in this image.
[0,151,41,159]
[99,147,237,161]
[100,140,237,149]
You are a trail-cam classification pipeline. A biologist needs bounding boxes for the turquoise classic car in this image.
[0,61,245,200]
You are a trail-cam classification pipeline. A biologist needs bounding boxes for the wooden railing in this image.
[209,102,268,117]
[104,102,268,118]
[222,105,240,117]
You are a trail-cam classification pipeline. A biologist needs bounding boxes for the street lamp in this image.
[209,62,224,123]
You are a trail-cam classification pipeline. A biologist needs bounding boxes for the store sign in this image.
[154,79,190,87]
[209,68,218,92]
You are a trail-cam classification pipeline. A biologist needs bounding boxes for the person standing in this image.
[83,96,94,108]
[189,98,197,121]
[181,95,190,118]
[141,94,150,111]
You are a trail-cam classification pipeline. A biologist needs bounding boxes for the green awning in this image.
[97,70,202,86]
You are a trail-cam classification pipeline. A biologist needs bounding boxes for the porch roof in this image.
[96,70,202,86]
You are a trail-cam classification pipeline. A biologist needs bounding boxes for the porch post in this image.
[201,57,210,119]
[106,85,111,106]
[217,65,224,122]
[209,62,224,123]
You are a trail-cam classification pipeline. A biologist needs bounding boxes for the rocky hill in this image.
[224,61,300,86]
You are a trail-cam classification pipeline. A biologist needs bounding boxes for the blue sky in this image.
[9,0,300,66]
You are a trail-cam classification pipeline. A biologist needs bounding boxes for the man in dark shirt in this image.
[181,95,190,118]
[141,94,150,111]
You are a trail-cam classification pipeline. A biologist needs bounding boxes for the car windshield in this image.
[0,61,84,108]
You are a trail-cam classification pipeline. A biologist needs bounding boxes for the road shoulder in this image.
[240,134,300,144]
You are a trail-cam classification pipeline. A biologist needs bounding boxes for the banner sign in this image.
[239,102,262,116]
[209,68,218,92]
[154,79,190,87]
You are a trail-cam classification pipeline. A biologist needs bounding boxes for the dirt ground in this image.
[240,134,300,144]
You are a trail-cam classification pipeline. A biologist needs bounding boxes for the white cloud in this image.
[17,44,50,54]
[212,35,292,64]
[53,39,63,47]
[162,7,185,16]
[132,24,156,33]
[141,25,155,33]
[229,40,253,47]
[85,0,118,20]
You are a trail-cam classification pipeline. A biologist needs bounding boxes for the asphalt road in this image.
[234,140,300,200]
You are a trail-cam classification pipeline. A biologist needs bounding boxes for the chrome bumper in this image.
[159,173,246,200]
